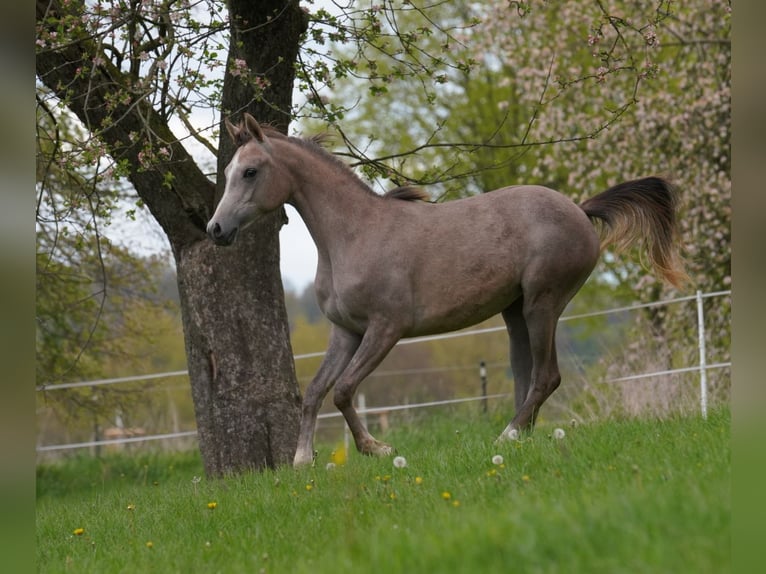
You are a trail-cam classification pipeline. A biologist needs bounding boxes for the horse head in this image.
[207,113,289,245]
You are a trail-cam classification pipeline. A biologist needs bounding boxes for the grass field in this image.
[36,407,730,573]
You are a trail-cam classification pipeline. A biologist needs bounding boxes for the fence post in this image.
[479,361,488,414]
[696,290,708,419]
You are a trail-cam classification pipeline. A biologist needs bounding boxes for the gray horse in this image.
[207,113,686,466]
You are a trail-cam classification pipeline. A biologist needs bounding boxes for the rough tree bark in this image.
[36,0,308,475]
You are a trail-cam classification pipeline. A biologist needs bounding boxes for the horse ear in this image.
[243,112,266,143]
[224,117,243,144]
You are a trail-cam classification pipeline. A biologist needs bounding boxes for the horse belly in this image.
[404,259,523,337]
[407,292,522,337]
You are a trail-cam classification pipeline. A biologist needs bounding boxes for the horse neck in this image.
[277,140,382,256]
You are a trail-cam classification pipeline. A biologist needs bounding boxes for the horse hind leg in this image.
[293,326,361,467]
[332,323,401,457]
[497,295,562,442]
[496,299,532,441]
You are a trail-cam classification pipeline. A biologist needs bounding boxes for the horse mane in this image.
[260,127,384,197]
[255,125,430,202]
[384,185,431,202]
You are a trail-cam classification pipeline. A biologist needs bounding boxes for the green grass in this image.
[37,408,730,573]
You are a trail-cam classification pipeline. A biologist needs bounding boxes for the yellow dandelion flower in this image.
[441,491,451,500]
[126,504,136,511]
[330,443,347,465]
[452,500,461,507]
[522,475,530,482]
[145,541,154,548]
[73,528,85,536]
[415,476,423,485]
[305,484,313,492]
[207,501,218,509]
[389,492,397,500]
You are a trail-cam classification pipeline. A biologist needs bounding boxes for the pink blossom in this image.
[230,58,249,77]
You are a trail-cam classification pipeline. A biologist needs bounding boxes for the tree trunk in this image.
[174,216,301,475]
[36,0,308,475]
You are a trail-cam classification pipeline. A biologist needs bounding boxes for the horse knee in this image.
[303,384,326,409]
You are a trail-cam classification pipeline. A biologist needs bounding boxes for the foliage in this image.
[36,94,187,434]
[36,407,730,573]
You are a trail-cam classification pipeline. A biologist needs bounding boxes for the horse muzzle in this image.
[207,221,239,246]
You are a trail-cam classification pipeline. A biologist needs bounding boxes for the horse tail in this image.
[580,176,688,288]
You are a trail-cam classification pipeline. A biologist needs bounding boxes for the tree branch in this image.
[36,0,214,248]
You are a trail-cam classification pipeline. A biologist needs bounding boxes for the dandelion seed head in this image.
[553,428,566,439]
[492,454,504,465]
[325,462,336,470]
[507,428,519,441]
[393,456,407,469]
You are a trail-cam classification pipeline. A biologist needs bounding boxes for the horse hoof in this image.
[361,439,394,457]
[293,448,316,468]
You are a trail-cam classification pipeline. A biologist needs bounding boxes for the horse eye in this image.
[243,168,258,178]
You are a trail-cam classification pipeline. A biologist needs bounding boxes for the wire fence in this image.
[36,289,731,453]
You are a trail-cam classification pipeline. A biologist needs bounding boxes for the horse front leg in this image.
[332,324,401,457]
[293,326,361,467]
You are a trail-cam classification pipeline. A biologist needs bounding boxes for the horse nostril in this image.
[207,221,237,245]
